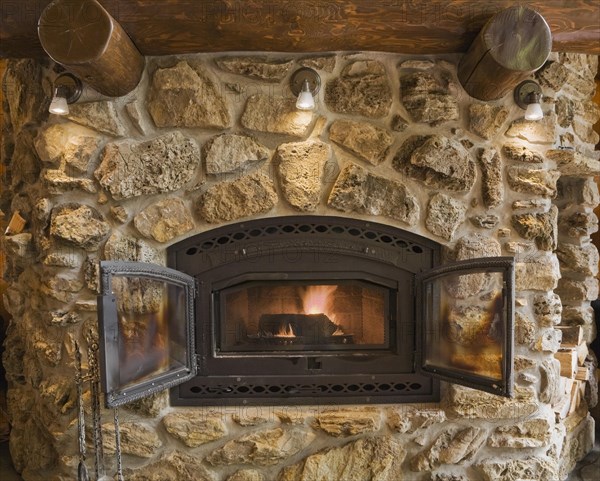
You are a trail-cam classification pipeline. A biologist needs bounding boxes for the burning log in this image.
[258,313,339,342]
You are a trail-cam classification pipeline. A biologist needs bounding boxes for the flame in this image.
[302,285,338,317]
[277,323,296,337]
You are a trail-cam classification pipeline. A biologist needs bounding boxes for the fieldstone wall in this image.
[1,51,599,481]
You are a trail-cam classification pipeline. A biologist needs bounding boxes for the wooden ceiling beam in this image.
[1,0,599,58]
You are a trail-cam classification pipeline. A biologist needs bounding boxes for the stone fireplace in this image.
[1,49,599,481]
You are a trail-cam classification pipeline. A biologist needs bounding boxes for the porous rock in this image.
[50,204,110,251]
[401,72,459,124]
[147,60,231,129]
[511,205,558,251]
[325,60,392,118]
[507,166,560,198]
[204,134,270,175]
[329,119,393,165]
[327,163,419,226]
[241,95,314,137]
[123,451,215,481]
[469,104,508,140]
[312,408,381,437]
[95,132,199,200]
[425,193,467,241]
[276,140,330,211]
[67,101,125,136]
[215,56,294,81]
[134,198,194,242]
[393,135,475,192]
[197,172,278,223]
[279,436,404,481]
[206,428,315,466]
[478,148,503,208]
[162,411,227,448]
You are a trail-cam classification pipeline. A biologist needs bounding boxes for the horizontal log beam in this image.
[1,0,599,58]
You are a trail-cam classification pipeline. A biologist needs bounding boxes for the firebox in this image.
[98,216,514,407]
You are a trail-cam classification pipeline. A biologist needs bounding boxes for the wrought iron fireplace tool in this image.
[74,342,89,481]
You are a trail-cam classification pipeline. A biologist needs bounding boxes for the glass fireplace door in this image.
[418,257,514,397]
[98,261,196,407]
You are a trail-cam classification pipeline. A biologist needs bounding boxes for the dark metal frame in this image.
[168,216,442,405]
[417,257,515,397]
[98,261,197,408]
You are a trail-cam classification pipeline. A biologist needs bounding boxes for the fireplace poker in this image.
[74,342,89,481]
[88,341,105,480]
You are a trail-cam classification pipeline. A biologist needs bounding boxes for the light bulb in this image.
[49,89,69,115]
[296,80,315,111]
[524,102,543,121]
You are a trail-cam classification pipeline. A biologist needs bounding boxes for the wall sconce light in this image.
[514,80,543,121]
[290,67,321,111]
[49,72,83,115]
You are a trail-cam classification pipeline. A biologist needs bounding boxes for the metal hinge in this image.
[193,279,200,298]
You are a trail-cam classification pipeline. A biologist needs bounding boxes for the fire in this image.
[302,285,338,318]
[277,324,296,337]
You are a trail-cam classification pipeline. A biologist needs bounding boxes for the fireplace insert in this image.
[98,216,514,407]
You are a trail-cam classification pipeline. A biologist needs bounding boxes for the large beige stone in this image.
[276,140,330,211]
[394,135,475,192]
[34,123,102,172]
[227,470,264,481]
[387,406,446,434]
[556,242,599,276]
[95,132,199,200]
[102,421,162,458]
[312,408,381,437]
[123,451,215,481]
[329,119,393,165]
[241,95,314,137]
[215,56,294,81]
[50,204,110,251]
[469,104,508,140]
[67,101,125,136]
[559,211,599,238]
[325,60,392,118]
[507,166,560,198]
[502,143,544,163]
[279,436,405,481]
[103,231,163,265]
[505,112,557,144]
[511,205,558,251]
[299,55,336,72]
[41,169,97,195]
[206,428,315,466]
[401,72,459,124]
[557,177,600,206]
[478,148,503,208]
[444,385,538,419]
[537,60,596,99]
[198,172,278,223]
[134,198,194,242]
[147,61,231,129]
[533,292,562,326]
[411,427,486,471]
[477,456,559,481]
[556,277,599,302]
[425,193,467,241]
[547,149,600,176]
[162,411,227,448]
[124,391,168,418]
[558,414,595,480]
[327,163,420,225]
[515,255,561,291]
[204,134,270,175]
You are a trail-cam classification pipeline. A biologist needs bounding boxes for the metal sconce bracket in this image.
[514,79,541,109]
[290,67,321,96]
[54,72,83,104]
